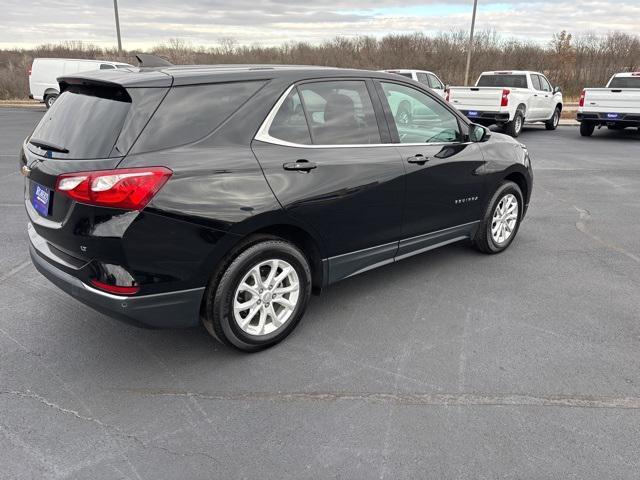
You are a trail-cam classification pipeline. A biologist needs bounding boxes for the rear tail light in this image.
[501,89,510,107]
[445,88,450,102]
[28,66,32,76]
[56,167,172,210]
[579,89,586,107]
[90,279,140,295]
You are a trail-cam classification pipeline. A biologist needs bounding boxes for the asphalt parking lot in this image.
[1,107,639,479]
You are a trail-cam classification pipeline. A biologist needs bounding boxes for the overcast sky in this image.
[2,1,638,49]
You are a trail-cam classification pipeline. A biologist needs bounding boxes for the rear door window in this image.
[531,75,542,90]
[268,89,312,145]
[132,81,266,153]
[297,81,381,145]
[416,73,430,87]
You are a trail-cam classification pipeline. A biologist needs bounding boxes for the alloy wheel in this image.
[233,259,300,336]
[491,193,519,244]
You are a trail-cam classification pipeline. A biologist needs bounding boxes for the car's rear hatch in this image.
[22,70,171,262]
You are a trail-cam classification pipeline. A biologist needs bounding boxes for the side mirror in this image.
[469,123,490,143]
[553,86,562,94]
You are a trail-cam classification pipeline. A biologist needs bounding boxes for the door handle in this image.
[407,154,429,165]
[533,94,538,97]
[283,160,317,172]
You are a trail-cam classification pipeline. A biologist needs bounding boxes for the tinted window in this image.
[100,64,116,70]
[538,75,552,92]
[477,74,527,88]
[298,81,381,145]
[609,76,640,88]
[531,75,541,90]
[427,73,444,89]
[381,82,462,144]
[133,81,265,153]
[29,85,131,159]
[268,88,311,145]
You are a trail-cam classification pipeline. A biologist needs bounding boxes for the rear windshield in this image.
[608,76,640,88]
[131,81,266,153]
[477,74,527,88]
[29,85,131,159]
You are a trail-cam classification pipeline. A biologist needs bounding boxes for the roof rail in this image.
[135,53,173,68]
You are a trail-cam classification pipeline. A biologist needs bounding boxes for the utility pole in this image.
[464,0,478,86]
[113,0,123,55]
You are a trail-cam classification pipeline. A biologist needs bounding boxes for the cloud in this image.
[1,1,638,49]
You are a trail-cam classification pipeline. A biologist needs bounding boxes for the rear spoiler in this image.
[136,53,173,68]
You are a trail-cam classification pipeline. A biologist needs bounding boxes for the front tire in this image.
[473,181,523,254]
[545,107,560,130]
[203,239,312,352]
[504,110,524,137]
[44,94,58,109]
[580,121,595,137]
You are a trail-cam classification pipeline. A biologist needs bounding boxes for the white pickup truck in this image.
[380,69,448,99]
[447,70,563,137]
[577,72,640,136]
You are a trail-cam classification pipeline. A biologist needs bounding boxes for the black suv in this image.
[22,64,533,351]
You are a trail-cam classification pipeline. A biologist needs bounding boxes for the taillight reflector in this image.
[90,279,140,295]
[501,89,510,107]
[579,89,586,107]
[56,167,172,210]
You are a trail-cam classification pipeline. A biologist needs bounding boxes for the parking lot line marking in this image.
[120,390,640,410]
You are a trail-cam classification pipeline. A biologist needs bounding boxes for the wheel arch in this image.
[43,88,59,97]
[504,171,529,213]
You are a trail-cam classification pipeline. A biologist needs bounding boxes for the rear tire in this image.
[580,121,595,137]
[545,107,560,130]
[504,110,524,137]
[44,94,58,109]
[472,181,523,254]
[203,239,312,352]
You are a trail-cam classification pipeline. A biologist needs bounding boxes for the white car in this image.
[380,69,447,98]
[447,70,563,137]
[29,58,132,108]
[577,72,640,136]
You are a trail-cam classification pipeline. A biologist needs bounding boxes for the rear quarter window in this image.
[132,81,266,153]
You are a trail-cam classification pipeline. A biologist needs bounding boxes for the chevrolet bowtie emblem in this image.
[21,165,31,177]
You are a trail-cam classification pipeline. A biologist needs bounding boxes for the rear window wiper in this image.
[29,138,69,154]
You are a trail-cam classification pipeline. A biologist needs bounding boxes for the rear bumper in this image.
[461,110,511,124]
[29,229,204,329]
[577,112,640,126]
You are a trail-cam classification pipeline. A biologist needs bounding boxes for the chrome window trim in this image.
[254,82,471,149]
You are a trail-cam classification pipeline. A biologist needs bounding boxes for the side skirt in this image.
[326,221,480,285]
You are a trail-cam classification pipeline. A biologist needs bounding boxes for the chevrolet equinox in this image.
[22,64,533,351]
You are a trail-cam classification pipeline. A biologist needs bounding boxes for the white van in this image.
[29,58,132,108]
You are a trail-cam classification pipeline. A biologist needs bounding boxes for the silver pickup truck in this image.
[577,72,640,136]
